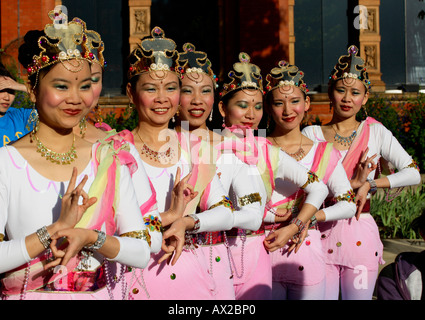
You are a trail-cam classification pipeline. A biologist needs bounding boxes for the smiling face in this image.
[268,86,310,132]
[32,60,94,131]
[219,89,263,129]
[179,73,214,130]
[127,71,180,127]
[330,79,369,119]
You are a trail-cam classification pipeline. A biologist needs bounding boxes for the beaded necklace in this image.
[33,134,77,165]
[272,135,305,161]
[331,124,359,147]
[136,130,175,163]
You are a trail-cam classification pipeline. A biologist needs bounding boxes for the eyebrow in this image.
[51,77,92,83]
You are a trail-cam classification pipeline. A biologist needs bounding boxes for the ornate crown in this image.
[177,43,218,88]
[329,45,371,90]
[25,11,95,76]
[219,52,263,98]
[265,60,308,94]
[127,26,179,79]
[73,18,106,69]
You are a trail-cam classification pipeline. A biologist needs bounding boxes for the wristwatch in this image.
[367,178,377,194]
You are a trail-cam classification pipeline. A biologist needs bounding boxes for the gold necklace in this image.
[34,134,77,165]
[272,135,305,161]
[136,130,174,162]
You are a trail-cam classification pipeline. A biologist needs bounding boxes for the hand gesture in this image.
[352,147,377,188]
[169,167,198,217]
[264,224,298,253]
[355,182,370,220]
[56,167,97,230]
[158,217,189,266]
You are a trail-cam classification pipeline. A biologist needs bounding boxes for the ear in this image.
[304,95,311,113]
[218,101,226,118]
[27,81,36,103]
[362,90,369,106]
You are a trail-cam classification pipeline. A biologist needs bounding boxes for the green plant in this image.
[370,184,425,239]
[101,107,138,132]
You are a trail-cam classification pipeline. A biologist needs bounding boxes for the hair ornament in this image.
[265,60,308,95]
[329,45,371,90]
[127,26,179,80]
[219,52,263,98]
[177,43,218,88]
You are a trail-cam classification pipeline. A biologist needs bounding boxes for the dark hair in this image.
[0,61,15,80]
[18,29,56,88]
[411,208,425,236]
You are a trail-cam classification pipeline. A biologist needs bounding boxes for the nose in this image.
[245,106,255,119]
[67,87,83,104]
[155,87,168,103]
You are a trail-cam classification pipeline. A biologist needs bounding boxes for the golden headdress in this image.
[329,45,371,90]
[265,60,308,95]
[177,43,218,88]
[219,52,263,98]
[127,26,179,79]
[24,11,97,77]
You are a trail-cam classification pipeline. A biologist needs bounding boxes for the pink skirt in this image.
[270,229,325,286]
[318,213,385,271]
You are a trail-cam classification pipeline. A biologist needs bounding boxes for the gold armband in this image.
[335,189,356,203]
[0,233,4,242]
[143,214,163,233]
[238,192,262,207]
[120,229,151,247]
[405,159,420,171]
[209,196,234,212]
[301,171,319,189]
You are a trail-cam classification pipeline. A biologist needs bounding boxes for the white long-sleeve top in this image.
[263,144,330,223]
[215,150,264,231]
[270,141,356,222]
[0,144,151,274]
[302,121,421,193]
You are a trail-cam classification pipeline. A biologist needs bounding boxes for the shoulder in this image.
[302,125,326,142]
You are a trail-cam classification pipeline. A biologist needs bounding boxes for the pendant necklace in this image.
[34,134,77,165]
[272,135,305,161]
[136,130,174,162]
[332,123,358,147]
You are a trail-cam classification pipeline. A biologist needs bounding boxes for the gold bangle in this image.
[238,192,262,207]
[120,229,152,247]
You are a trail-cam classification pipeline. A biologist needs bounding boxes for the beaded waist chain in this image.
[186,231,226,246]
[226,225,265,238]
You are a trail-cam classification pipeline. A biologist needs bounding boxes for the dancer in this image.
[217,52,329,299]
[176,43,263,299]
[0,13,153,300]
[264,60,356,300]
[125,27,235,299]
[0,61,35,146]
[302,45,421,300]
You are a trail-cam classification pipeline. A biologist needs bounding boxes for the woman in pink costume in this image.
[217,53,329,299]
[124,27,235,300]
[174,43,264,300]
[0,12,153,300]
[302,45,421,300]
[264,61,356,300]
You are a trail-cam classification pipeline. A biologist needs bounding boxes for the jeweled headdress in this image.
[219,52,263,98]
[265,60,308,95]
[127,26,179,79]
[177,43,218,88]
[73,17,106,69]
[25,11,93,77]
[329,45,371,90]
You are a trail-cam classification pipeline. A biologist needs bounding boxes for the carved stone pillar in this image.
[129,0,151,52]
[358,0,386,92]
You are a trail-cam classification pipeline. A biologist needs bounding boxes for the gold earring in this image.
[79,117,87,138]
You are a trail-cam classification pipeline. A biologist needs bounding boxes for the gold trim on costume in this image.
[0,233,4,242]
[238,192,262,207]
[335,189,356,203]
[300,171,319,189]
[120,230,151,247]
[209,196,234,212]
[405,159,420,171]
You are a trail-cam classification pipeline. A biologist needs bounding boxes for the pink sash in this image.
[342,117,380,179]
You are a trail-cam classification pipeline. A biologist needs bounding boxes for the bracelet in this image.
[36,226,51,249]
[84,230,106,252]
[367,178,377,194]
[186,214,201,234]
[290,217,306,240]
[310,215,317,227]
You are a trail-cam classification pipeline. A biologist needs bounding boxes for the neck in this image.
[134,121,171,144]
[33,124,75,152]
[328,114,358,131]
[270,126,302,146]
